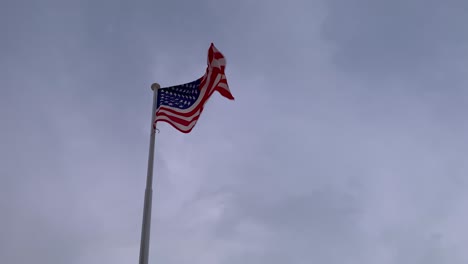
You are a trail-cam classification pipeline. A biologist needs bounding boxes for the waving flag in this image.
[153,43,234,133]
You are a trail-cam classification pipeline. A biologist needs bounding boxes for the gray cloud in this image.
[1,0,468,263]
[322,0,468,79]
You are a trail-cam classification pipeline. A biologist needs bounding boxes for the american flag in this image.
[153,43,234,133]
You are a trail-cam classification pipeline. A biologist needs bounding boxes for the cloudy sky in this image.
[2,0,468,263]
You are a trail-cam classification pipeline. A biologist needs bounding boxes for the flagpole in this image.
[139,82,160,264]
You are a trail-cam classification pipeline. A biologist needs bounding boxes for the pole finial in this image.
[151,83,160,91]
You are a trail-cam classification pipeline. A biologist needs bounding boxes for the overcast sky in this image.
[1,0,468,263]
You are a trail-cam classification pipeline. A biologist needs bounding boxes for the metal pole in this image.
[139,82,160,264]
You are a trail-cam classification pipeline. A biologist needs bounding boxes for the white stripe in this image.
[155,108,201,122]
[155,115,198,132]
[210,57,226,69]
[217,81,230,92]
[214,75,232,96]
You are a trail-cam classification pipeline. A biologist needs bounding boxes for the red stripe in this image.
[214,79,234,100]
[156,111,201,127]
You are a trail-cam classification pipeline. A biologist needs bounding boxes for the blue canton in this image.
[157,79,201,109]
